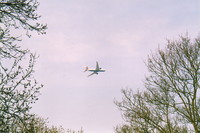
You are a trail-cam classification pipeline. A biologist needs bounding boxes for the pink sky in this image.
[18,0,200,132]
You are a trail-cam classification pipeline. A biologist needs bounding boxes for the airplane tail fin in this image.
[84,67,88,72]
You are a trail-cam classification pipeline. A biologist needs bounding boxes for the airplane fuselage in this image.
[88,69,105,73]
[84,62,105,77]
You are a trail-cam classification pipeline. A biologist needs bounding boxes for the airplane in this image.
[84,62,105,77]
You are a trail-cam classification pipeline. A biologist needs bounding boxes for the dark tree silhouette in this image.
[0,0,46,132]
[115,35,200,133]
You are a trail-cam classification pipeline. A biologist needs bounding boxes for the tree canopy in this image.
[115,35,200,133]
[0,0,47,35]
[0,1,84,132]
[0,0,46,132]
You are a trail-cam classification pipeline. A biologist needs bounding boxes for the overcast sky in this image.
[20,0,200,133]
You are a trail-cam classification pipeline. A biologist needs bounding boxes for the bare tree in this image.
[0,0,46,132]
[115,124,133,133]
[0,0,47,58]
[115,35,200,133]
[0,0,47,36]
[0,50,43,132]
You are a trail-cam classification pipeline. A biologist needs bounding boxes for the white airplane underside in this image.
[84,62,105,77]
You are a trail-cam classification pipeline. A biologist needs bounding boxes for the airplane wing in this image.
[96,61,99,70]
[88,72,96,77]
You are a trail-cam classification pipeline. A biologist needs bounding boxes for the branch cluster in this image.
[0,0,47,36]
[0,0,47,132]
[115,35,200,133]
